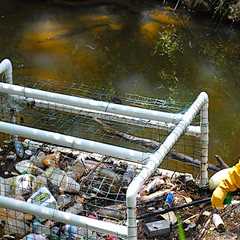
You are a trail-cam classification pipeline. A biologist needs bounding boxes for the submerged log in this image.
[171,152,221,172]
[214,155,229,169]
[95,118,220,172]
[94,118,160,150]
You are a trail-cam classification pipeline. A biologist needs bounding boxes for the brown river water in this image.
[1,0,240,171]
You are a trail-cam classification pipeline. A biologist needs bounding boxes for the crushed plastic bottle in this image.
[44,167,80,193]
[15,160,44,175]
[31,151,46,168]
[14,140,25,159]
[25,149,33,159]
[6,153,17,162]
[50,226,61,240]
[8,174,36,196]
[71,156,87,179]
[32,175,48,191]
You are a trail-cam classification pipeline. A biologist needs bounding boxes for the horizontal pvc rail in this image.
[126,92,209,240]
[13,95,201,137]
[0,196,127,237]
[0,82,183,123]
[0,121,150,162]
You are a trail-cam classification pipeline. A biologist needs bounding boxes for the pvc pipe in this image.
[126,92,209,240]
[0,59,12,84]
[0,59,17,139]
[200,99,209,187]
[13,95,201,137]
[0,82,183,123]
[0,121,149,163]
[0,196,127,237]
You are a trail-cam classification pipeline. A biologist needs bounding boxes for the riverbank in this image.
[49,0,240,22]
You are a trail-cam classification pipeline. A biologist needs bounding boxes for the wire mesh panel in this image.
[0,83,204,239]
[0,140,132,239]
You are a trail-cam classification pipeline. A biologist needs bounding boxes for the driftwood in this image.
[214,154,229,169]
[171,152,221,172]
[95,118,221,172]
[94,118,160,150]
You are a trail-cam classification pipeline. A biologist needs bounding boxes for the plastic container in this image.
[164,192,174,208]
[44,168,80,193]
[14,140,25,159]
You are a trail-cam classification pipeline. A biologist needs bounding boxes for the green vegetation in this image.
[184,0,240,21]
[153,28,183,60]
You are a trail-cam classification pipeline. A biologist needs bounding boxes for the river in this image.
[1,0,240,172]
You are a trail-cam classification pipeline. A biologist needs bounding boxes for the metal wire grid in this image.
[0,147,132,239]
[0,95,169,153]
[0,85,202,172]
[0,87,202,168]
[45,159,131,223]
[0,91,202,239]
[13,79,191,114]
[0,208,125,240]
[163,134,202,177]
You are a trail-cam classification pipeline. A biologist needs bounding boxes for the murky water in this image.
[1,0,240,167]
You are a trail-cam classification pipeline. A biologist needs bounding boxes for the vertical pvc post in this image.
[126,92,209,240]
[200,94,209,187]
[0,59,17,140]
[127,204,137,240]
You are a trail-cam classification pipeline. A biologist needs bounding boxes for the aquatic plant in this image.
[153,28,183,60]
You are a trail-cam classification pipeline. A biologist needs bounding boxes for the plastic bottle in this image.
[63,225,78,240]
[14,140,25,159]
[8,174,36,196]
[122,165,136,185]
[164,192,174,208]
[15,160,44,175]
[44,168,80,193]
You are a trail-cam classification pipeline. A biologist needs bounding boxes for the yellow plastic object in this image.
[211,161,240,209]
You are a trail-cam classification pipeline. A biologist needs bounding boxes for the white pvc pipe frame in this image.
[13,95,201,137]
[0,59,209,239]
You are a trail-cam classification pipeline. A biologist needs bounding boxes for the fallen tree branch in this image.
[214,154,229,169]
[95,118,220,172]
[171,152,221,172]
[94,118,160,150]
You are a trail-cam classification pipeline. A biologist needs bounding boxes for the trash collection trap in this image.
[0,59,209,239]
